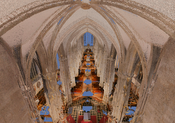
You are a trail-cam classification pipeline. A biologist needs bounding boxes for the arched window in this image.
[84,33,87,46]
[90,34,93,46]
[56,53,60,69]
[84,32,93,46]
[30,52,42,81]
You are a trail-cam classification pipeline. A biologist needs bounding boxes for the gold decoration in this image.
[125,106,130,113]
[81,3,91,10]
[123,85,126,89]
[50,95,55,103]
[127,77,131,82]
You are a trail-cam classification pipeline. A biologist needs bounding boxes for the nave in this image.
[1,0,175,123]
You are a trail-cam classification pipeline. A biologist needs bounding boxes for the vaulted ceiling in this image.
[0,0,175,123]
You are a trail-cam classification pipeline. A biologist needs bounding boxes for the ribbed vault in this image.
[0,0,175,123]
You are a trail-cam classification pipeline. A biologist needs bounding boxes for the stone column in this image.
[108,58,115,93]
[68,52,76,87]
[103,56,116,103]
[99,48,108,87]
[44,70,63,123]
[102,58,110,103]
[59,57,72,104]
[97,48,102,77]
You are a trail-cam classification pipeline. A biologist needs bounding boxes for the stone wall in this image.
[139,38,175,123]
[0,44,32,123]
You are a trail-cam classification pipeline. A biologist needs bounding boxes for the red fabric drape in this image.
[91,116,96,123]
[99,115,108,123]
[67,115,76,123]
[78,116,84,123]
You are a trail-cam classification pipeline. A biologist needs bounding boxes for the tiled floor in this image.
[97,110,104,122]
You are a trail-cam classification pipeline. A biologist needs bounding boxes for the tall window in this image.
[84,32,93,46]
[84,33,87,46]
[56,53,60,69]
[90,34,93,46]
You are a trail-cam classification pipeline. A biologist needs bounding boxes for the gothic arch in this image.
[25,5,80,75]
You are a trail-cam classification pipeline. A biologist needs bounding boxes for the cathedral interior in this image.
[0,0,175,123]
